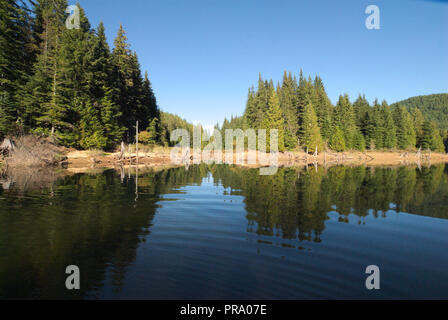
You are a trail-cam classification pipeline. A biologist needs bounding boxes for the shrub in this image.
[5,135,65,168]
[139,130,157,145]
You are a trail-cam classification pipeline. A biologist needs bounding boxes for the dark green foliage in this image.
[146,117,160,144]
[393,105,416,150]
[381,101,397,149]
[0,0,35,137]
[443,130,448,152]
[364,99,397,150]
[261,88,285,151]
[299,98,323,152]
[78,22,124,150]
[328,125,346,152]
[391,94,448,130]
[243,87,257,129]
[353,94,370,135]
[1,2,161,150]
[243,71,332,152]
[412,107,425,148]
[21,0,69,139]
[313,76,333,141]
[334,94,358,149]
[111,26,160,142]
[242,71,446,152]
[421,120,445,152]
[352,130,366,151]
[279,72,299,149]
[296,71,316,142]
[159,112,194,147]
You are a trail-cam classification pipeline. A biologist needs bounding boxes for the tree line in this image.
[222,71,447,153]
[0,0,165,150]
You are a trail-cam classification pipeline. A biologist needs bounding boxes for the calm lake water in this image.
[0,164,447,299]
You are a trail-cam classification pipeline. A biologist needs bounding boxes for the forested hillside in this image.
[390,94,448,130]
[221,71,447,152]
[0,1,193,150]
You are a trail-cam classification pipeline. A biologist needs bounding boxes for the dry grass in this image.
[85,149,107,157]
[124,143,172,155]
[5,135,65,168]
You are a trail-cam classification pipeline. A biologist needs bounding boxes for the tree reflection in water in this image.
[0,164,446,299]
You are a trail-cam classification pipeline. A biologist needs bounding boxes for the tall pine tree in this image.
[300,98,324,152]
[261,88,285,152]
[393,105,416,150]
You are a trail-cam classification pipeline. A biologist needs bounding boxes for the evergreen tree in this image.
[334,94,357,149]
[241,71,445,154]
[21,0,68,137]
[141,70,161,145]
[367,99,385,149]
[313,76,333,141]
[390,93,448,131]
[381,100,397,149]
[80,21,124,149]
[0,0,34,137]
[443,130,448,153]
[53,3,93,146]
[299,98,324,152]
[0,2,164,150]
[296,70,315,140]
[328,125,346,152]
[127,51,145,126]
[142,71,159,125]
[243,87,257,128]
[261,88,285,152]
[146,117,160,144]
[421,121,445,152]
[112,24,138,140]
[279,71,298,149]
[412,107,425,147]
[352,130,366,151]
[253,74,270,129]
[393,105,416,150]
[353,94,370,135]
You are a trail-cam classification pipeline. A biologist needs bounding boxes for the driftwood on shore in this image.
[61,143,448,172]
[0,138,15,159]
[0,138,15,151]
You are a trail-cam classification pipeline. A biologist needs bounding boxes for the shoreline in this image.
[62,149,448,173]
[2,148,447,174]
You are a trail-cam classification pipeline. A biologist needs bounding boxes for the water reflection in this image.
[212,164,448,240]
[0,164,447,299]
[0,165,208,299]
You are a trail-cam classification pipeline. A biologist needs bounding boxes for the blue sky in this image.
[76,0,448,127]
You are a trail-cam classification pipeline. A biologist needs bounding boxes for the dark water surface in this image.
[0,164,447,299]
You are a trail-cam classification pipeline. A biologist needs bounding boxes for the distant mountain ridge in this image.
[391,93,448,130]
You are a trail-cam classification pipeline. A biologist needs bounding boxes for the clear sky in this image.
[76,0,448,127]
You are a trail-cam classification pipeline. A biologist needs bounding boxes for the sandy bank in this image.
[64,149,448,172]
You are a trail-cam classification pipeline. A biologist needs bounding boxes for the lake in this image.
[0,164,447,299]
